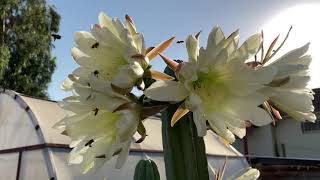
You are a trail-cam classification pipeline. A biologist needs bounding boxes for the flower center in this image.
[192,69,228,113]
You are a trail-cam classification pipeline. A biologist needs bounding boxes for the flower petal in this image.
[232,33,262,62]
[111,62,144,89]
[193,109,207,137]
[171,104,190,127]
[115,141,131,169]
[144,80,189,102]
[146,37,175,60]
[186,35,199,62]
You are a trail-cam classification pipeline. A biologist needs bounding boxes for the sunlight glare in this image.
[262,4,320,88]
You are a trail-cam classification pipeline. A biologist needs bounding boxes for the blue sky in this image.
[47,0,320,100]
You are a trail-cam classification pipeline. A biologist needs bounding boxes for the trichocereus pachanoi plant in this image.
[56,11,315,180]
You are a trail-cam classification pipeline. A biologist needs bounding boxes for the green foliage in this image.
[0,0,60,98]
[161,66,209,180]
[134,159,160,180]
[0,45,10,80]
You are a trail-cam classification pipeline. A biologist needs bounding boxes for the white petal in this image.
[232,33,262,62]
[72,67,91,78]
[206,26,225,52]
[115,141,131,169]
[269,43,310,66]
[248,107,273,126]
[132,33,145,54]
[74,31,96,50]
[185,93,202,110]
[59,97,93,113]
[193,108,207,137]
[71,47,94,68]
[281,75,310,89]
[69,146,89,164]
[186,35,199,62]
[178,62,197,81]
[234,168,260,180]
[111,62,144,89]
[268,88,314,112]
[225,121,246,138]
[61,78,74,91]
[223,60,276,96]
[117,109,139,142]
[98,12,118,36]
[207,114,235,143]
[144,80,189,102]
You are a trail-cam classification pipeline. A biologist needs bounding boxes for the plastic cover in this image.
[20,96,70,145]
[50,148,248,180]
[0,153,19,180]
[19,150,50,180]
[0,94,40,150]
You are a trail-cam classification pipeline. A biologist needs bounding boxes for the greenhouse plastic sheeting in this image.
[50,148,247,180]
[19,150,50,180]
[0,153,19,180]
[50,148,167,180]
[20,96,70,145]
[0,94,40,149]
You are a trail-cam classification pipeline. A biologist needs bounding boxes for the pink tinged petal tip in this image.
[158,53,179,72]
[146,37,175,60]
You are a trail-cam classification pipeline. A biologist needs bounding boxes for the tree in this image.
[0,0,60,98]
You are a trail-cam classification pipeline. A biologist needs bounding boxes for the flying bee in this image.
[93,70,99,77]
[93,108,99,116]
[91,42,99,48]
[51,34,61,41]
[85,139,94,147]
[176,40,184,44]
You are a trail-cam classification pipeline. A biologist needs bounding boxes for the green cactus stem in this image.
[134,159,160,180]
[161,66,209,180]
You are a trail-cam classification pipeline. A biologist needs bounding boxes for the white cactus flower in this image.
[56,72,140,174]
[145,26,276,143]
[71,12,174,90]
[260,43,316,122]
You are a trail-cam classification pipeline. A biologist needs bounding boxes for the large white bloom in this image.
[145,26,276,143]
[56,72,140,174]
[71,12,173,90]
[259,43,316,122]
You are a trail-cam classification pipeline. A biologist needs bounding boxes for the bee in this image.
[93,70,99,77]
[91,42,99,48]
[93,108,99,116]
[86,94,92,101]
[85,139,94,147]
[51,34,61,41]
[176,40,184,44]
